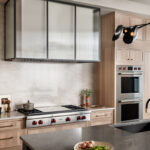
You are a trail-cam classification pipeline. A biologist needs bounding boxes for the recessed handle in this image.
[0,125,14,128]
[0,137,13,141]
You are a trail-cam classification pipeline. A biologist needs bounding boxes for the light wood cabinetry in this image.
[90,109,113,126]
[0,119,26,150]
[116,49,143,65]
[130,17,144,40]
[145,19,150,40]
[143,52,150,119]
[115,13,130,27]
[99,12,149,123]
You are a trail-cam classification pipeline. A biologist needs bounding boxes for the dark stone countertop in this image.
[21,124,150,150]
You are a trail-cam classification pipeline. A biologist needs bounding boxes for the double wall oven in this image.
[116,65,143,123]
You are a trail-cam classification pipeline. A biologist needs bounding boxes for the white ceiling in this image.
[130,0,150,5]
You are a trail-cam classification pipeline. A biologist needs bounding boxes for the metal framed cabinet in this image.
[4,0,101,62]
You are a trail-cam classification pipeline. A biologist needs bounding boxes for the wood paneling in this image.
[0,119,26,149]
[99,13,115,107]
[143,52,150,119]
[1,146,22,150]
[90,109,113,126]
[0,0,7,5]
[145,19,150,40]
[130,17,144,40]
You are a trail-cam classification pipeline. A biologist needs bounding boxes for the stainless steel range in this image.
[18,105,91,128]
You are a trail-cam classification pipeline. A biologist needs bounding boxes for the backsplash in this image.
[0,5,99,110]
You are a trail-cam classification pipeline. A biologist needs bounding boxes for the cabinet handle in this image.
[0,124,14,128]
[127,58,130,60]
[96,114,108,117]
[0,137,13,141]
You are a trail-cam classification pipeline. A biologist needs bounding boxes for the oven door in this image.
[117,72,143,100]
[116,99,143,123]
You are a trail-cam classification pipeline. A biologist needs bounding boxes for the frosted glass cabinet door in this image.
[48,2,75,60]
[16,0,47,59]
[5,0,15,59]
[76,7,100,61]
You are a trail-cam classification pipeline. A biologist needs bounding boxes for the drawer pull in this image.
[0,137,13,141]
[0,125,14,128]
[96,114,108,117]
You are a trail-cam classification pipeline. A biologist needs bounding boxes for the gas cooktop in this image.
[18,105,91,128]
[18,105,87,116]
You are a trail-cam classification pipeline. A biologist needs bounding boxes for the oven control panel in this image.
[117,65,143,72]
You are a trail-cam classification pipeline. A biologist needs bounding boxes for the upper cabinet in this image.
[48,2,75,60]
[5,0,101,62]
[145,19,150,41]
[130,17,144,40]
[16,0,47,59]
[76,7,100,61]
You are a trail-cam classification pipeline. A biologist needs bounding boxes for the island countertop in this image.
[20,124,150,150]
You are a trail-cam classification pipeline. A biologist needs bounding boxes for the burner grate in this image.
[18,109,42,116]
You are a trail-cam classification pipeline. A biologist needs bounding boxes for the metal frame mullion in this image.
[74,5,76,61]
[14,0,16,58]
[47,0,49,59]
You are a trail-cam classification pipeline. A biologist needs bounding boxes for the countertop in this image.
[0,111,25,121]
[0,107,113,121]
[86,106,115,111]
[21,123,150,150]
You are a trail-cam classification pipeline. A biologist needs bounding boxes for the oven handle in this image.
[118,72,143,75]
[118,99,141,103]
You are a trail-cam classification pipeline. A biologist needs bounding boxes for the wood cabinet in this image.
[115,13,130,27]
[143,51,150,119]
[90,109,113,126]
[145,19,150,40]
[130,17,144,40]
[0,119,26,150]
[116,49,143,65]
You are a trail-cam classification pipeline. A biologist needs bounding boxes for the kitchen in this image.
[0,0,150,150]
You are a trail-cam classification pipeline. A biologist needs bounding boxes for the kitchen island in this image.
[21,123,150,150]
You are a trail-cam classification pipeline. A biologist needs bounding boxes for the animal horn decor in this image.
[112,22,150,44]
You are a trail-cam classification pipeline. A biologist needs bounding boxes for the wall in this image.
[0,5,99,109]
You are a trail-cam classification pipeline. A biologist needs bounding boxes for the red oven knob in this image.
[32,121,37,125]
[119,67,122,70]
[77,116,82,120]
[51,119,56,123]
[134,67,137,70]
[123,67,126,70]
[66,117,71,122]
[82,116,87,120]
[138,67,141,70]
[38,120,43,125]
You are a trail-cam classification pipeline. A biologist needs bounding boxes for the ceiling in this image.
[130,0,150,5]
